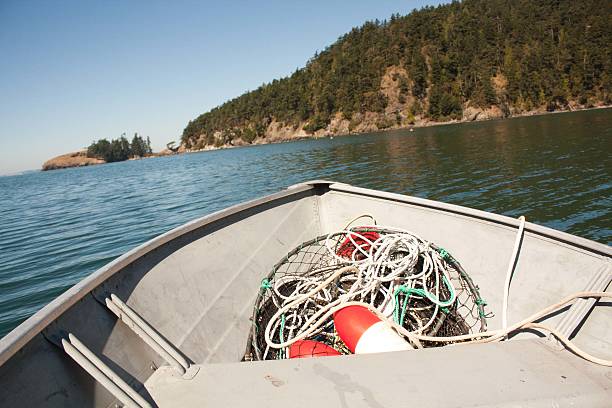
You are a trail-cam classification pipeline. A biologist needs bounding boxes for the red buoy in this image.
[289,340,341,358]
[334,305,412,354]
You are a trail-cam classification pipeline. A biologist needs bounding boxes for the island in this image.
[42,134,175,171]
[180,0,611,151]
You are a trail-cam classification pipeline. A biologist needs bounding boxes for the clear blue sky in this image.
[0,0,441,175]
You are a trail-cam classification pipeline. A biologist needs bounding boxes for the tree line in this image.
[181,0,611,148]
[87,133,152,162]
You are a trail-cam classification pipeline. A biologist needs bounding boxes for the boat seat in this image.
[60,332,152,408]
[144,338,612,408]
[57,294,195,407]
[103,294,192,375]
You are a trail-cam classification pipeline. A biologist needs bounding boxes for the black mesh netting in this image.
[246,227,488,361]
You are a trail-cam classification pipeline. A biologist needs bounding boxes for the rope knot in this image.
[261,278,272,291]
[438,247,450,260]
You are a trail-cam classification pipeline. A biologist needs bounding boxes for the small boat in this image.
[0,180,610,407]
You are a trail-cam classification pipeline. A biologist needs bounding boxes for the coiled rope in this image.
[262,226,459,356]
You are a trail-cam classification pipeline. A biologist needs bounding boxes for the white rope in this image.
[380,291,612,366]
[265,291,612,366]
[342,213,377,229]
[263,226,457,351]
[502,216,526,337]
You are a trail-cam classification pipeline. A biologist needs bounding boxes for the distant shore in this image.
[41,104,611,170]
[179,104,612,154]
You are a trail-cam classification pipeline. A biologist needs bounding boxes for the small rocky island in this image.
[42,150,105,171]
[42,133,175,171]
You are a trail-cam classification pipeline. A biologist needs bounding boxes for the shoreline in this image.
[35,104,611,173]
[180,104,612,154]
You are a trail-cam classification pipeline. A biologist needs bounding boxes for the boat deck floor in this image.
[144,339,612,407]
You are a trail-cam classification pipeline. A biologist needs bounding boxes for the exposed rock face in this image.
[155,148,176,156]
[42,150,105,171]
[328,112,350,135]
[462,106,505,122]
[380,66,414,118]
[262,120,310,143]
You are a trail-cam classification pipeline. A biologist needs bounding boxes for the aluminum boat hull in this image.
[0,181,610,407]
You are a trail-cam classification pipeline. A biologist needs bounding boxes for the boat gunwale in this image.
[325,182,612,257]
[0,180,609,367]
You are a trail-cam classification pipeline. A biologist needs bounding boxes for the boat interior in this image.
[0,181,610,407]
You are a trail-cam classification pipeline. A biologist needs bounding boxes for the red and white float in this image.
[334,305,412,354]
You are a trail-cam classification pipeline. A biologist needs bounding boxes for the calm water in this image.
[0,109,610,338]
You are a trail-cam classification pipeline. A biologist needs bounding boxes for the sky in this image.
[0,0,442,175]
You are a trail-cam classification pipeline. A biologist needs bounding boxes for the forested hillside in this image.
[182,0,611,149]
